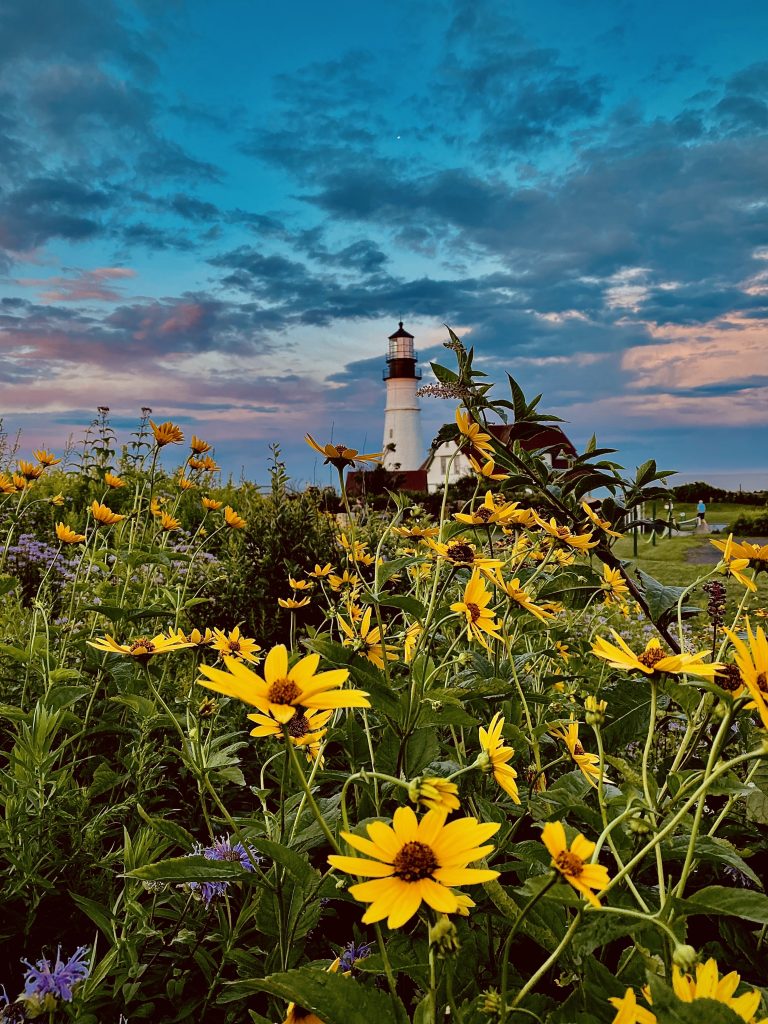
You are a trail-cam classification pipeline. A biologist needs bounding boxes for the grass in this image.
[609,502,768,608]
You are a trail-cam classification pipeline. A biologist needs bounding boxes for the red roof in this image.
[345,468,429,496]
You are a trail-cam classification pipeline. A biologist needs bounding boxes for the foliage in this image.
[0,337,766,1023]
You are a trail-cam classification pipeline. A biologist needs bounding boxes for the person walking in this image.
[696,498,706,524]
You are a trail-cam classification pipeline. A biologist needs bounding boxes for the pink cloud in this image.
[622,315,768,390]
[15,267,137,302]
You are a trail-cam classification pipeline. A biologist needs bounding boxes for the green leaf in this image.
[136,804,196,851]
[250,838,319,888]
[221,967,405,1024]
[674,885,768,923]
[128,855,254,882]
[0,576,17,597]
[634,569,699,628]
[661,836,762,888]
[647,976,745,1024]
[375,557,416,589]
[430,361,459,385]
[378,594,426,620]
[69,893,116,941]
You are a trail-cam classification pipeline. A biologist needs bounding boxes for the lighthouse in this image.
[382,322,424,471]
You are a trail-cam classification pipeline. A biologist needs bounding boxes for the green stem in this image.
[499,875,557,1024]
[283,727,340,853]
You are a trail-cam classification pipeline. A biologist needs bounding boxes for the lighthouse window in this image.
[389,429,393,438]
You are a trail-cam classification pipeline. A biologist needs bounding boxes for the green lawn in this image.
[609,502,768,605]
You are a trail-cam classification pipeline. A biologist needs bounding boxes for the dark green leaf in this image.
[674,886,768,923]
[221,967,405,1024]
[128,855,254,882]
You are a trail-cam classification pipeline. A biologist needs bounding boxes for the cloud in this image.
[15,267,137,302]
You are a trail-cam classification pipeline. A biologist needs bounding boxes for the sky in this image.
[1,0,767,490]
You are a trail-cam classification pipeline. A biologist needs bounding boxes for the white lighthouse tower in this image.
[382,322,424,471]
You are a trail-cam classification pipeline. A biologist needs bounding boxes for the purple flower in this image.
[21,946,90,1006]
[338,941,373,973]
[181,835,259,906]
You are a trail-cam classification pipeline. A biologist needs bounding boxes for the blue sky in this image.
[1,0,767,488]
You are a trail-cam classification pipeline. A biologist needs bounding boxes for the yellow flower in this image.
[712,537,768,569]
[150,419,184,446]
[289,577,313,590]
[535,515,598,552]
[602,565,630,605]
[32,449,61,467]
[172,626,214,647]
[608,988,656,1024]
[202,497,222,510]
[555,641,570,662]
[493,572,553,623]
[305,434,382,471]
[223,505,247,529]
[552,547,577,567]
[12,474,33,490]
[712,534,757,592]
[0,473,17,493]
[90,501,125,526]
[328,806,499,928]
[724,621,768,731]
[17,460,44,480]
[56,522,86,544]
[150,497,163,516]
[408,776,461,813]
[672,959,768,1022]
[104,472,125,488]
[278,595,311,609]
[455,408,494,457]
[190,434,212,454]
[478,713,520,803]
[198,643,369,724]
[403,622,422,663]
[338,606,397,669]
[427,537,503,571]
[309,562,333,577]
[550,721,603,788]
[249,705,332,749]
[177,475,195,491]
[581,500,622,538]
[453,491,530,528]
[328,568,362,593]
[394,524,440,540]
[159,511,181,531]
[87,633,193,660]
[591,630,722,680]
[541,821,610,907]
[468,454,508,480]
[450,570,504,650]
[210,625,262,664]
[49,492,65,506]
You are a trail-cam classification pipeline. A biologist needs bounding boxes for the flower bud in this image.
[429,915,460,958]
[627,813,652,835]
[584,695,607,726]
[672,944,698,972]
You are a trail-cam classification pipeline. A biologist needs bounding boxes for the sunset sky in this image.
[1,0,767,488]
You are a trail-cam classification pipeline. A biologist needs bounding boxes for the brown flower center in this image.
[555,850,583,877]
[393,841,439,882]
[573,742,585,756]
[554,526,571,539]
[447,542,475,564]
[475,507,494,522]
[268,677,301,705]
[334,445,348,455]
[130,639,155,655]
[466,602,482,623]
[716,664,743,692]
[228,640,241,652]
[638,646,666,669]
[287,713,310,738]
[757,672,768,694]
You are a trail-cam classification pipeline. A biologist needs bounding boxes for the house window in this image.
[440,456,449,472]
